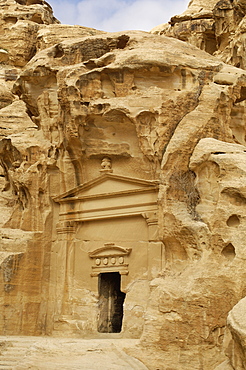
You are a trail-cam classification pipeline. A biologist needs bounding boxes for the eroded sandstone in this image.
[1,0,246,369]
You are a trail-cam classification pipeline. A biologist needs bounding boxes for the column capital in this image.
[56,221,76,234]
[142,211,158,226]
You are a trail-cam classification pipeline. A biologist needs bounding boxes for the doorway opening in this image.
[98,272,125,333]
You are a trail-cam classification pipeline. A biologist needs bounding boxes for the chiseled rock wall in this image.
[1,0,246,369]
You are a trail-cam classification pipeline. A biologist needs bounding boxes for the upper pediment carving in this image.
[54,173,159,203]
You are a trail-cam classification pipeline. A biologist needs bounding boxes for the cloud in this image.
[48,0,190,32]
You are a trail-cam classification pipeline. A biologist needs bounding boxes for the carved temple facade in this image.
[49,170,164,337]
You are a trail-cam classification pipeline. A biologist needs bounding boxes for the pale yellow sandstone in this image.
[1,0,246,369]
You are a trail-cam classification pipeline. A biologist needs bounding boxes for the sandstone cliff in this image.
[1,0,246,369]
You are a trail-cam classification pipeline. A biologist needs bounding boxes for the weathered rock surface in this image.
[2,0,246,369]
[227,297,246,369]
[152,0,246,68]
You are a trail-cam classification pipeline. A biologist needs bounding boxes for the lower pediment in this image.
[89,243,131,277]
[88,243,132,258]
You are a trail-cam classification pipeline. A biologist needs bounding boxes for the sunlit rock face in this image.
[2,0,246,369]
[153,0,246,69]
[151,2,246,367]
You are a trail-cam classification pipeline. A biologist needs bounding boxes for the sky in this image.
[47,0,190,32]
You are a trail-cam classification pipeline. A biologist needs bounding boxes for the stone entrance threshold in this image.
[0,336,148,370]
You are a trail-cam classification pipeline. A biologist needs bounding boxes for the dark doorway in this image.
[98,272,125,333]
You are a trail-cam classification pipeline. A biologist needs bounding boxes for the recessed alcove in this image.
[226,215,240,227]
[221,243,236,261]
[30,14,43,24]
[3,17,17,24]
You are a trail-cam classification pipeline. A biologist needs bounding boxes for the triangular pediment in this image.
[54,173,159,202]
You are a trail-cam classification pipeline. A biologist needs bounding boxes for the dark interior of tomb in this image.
[98,272,125,333]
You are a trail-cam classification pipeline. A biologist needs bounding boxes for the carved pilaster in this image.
[148,242,164,279]
[142,211,159,241]
[52,221,76,319]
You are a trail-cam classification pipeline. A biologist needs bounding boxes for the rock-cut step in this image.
[0,336,149,369]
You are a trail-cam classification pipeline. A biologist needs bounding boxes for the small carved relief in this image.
[100,157,113,173]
